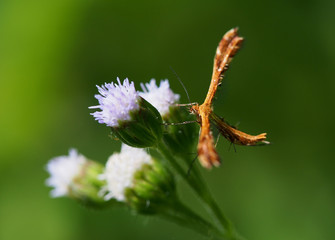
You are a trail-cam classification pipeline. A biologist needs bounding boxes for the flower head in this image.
[139,80,197,158]
[90,78,163,148]
[46,149,86,197]
[139,79,180,117]
[46,149,107,207]
[100,144,175,214]
[100,144,152,201]
[89,78,140,127]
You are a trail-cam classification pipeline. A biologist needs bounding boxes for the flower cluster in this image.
[46,26,269,239]
[46,78,182,210]
[45,77,237,239]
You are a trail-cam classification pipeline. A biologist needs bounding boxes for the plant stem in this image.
[187,163,234,234]
[159,198,224,240]
[157,140,241,240]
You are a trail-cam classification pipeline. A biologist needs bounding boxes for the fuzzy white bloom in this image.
[46,149,87,198]
[139,79,180,116]
[89,78,140,127]
[100,144,152,201]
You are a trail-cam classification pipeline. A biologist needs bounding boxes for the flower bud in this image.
[139,79,180,119]
[161,106,198,159]
[90,78,163,148]
[111,97,163,148]
[45,149,110,208]
[125,159,175,214]
[139,79,197,158]
[100,144,175,214]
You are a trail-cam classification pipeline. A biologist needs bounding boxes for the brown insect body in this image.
[191,104,220,168]
[192,28,269,169]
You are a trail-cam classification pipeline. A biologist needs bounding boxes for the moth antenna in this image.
[169,66,192,104]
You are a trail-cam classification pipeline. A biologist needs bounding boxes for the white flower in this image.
[89,78,140,127]
[100,144,152,201]
[139,79,180,116]
[46,149,87,198]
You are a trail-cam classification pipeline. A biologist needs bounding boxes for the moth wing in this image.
[210,112,269,146]
[203,28,244,106]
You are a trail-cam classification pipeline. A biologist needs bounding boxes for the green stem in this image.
[188,164,234,234]
[159,198,224,240]
[157,140,241,240]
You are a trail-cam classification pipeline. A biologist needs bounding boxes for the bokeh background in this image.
[1,0,334,239]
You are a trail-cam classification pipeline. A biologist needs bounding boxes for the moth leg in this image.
[214,134,220,147]
[163,120,197,126]
[187,154,199,176]
[228,142,237,153]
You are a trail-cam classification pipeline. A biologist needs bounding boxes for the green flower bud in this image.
[99,144,175,214]
[125,159,175,214]
[111,97,163,148]
[162,106,198,159]
[138,79,198,158]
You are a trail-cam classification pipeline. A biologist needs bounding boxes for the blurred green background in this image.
[1,0,334,239]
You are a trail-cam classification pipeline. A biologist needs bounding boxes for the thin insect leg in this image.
[108,133,119,141]
[215,135,220,147]
[233,143,237,153]
[163,120,197,126]
[228,142,237,152]
[174,103,198,107]
[228,142,233,151]
[187,154,199,177]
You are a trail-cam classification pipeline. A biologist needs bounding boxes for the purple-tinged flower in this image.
[89,78,140,127]
[90,78,163,148]
[139,79,180,117]
[140,79,198,158]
